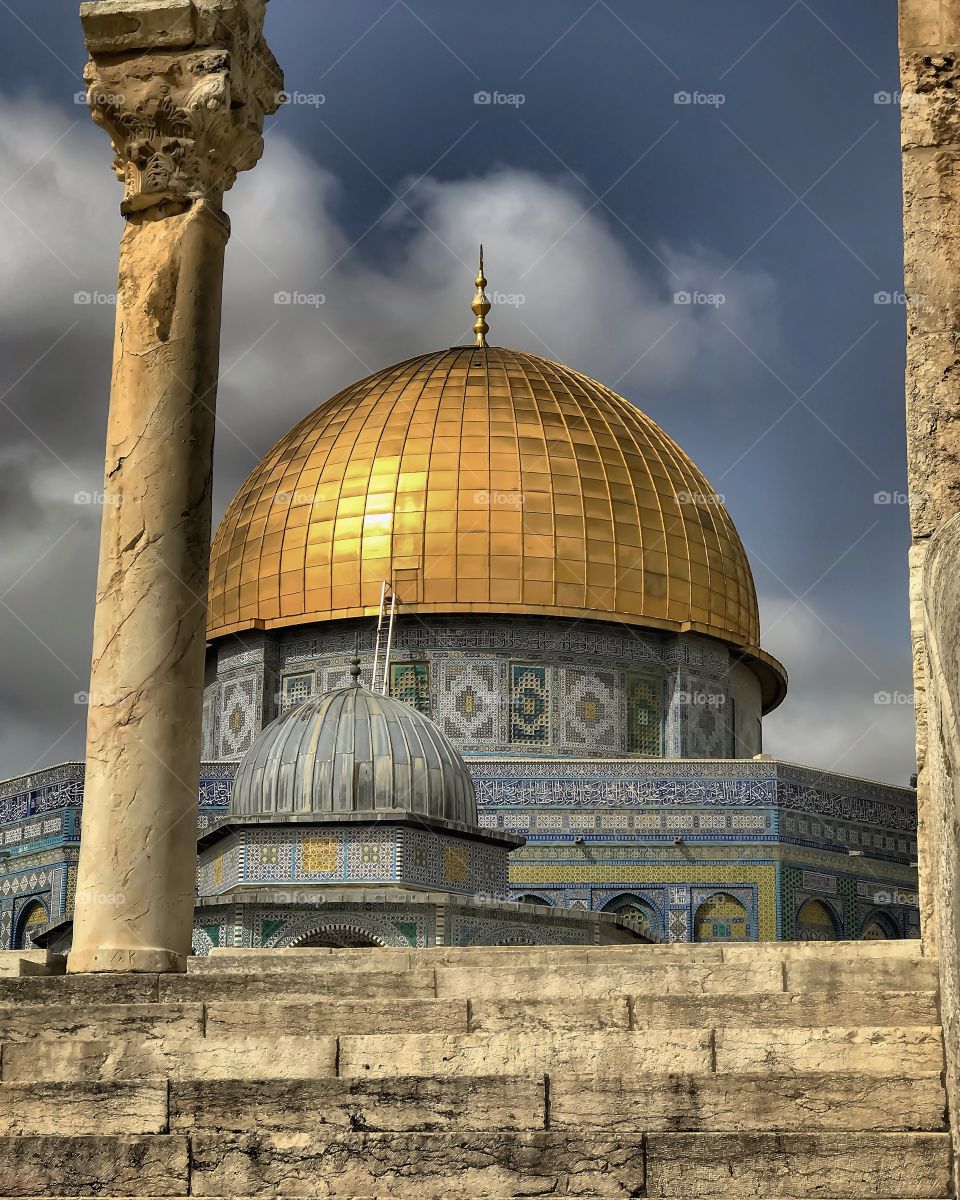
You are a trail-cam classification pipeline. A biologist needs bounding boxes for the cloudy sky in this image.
[0,1,915,784]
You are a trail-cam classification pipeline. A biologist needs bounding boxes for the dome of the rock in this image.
[207,344,786,708]
[230,670,478,825]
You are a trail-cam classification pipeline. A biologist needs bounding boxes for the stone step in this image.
[0,1003,204,1043]
[338,1025,942,1078]
[715,1026,945,1074]
[0,950,65,978]
[1,1036,338,1082]
[0,1082,168,1136]
[166,1071,948,1135]
[159,970,437,1003]
[434,959,785,997]
[188,1131,646,1197]
[0,1135,189,1197]
[205,998,468,1039]
[170,1076,546,1133]
[200,939,923,971]
[472,989,938,1031]
[184,1131,950,1198]
[337,1028,703,1077]
[550,1071,947,1132]
[644,1132,951,1198]
[785,956,938,992]
[0,976,160,1006]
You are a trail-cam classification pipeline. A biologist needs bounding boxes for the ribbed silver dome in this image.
[230,681,478,825]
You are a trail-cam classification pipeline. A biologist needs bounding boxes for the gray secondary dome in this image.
[230,665,478,826]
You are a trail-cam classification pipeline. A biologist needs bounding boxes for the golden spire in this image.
[471,245,491,348]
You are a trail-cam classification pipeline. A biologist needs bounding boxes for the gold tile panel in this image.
[208,346,786,708]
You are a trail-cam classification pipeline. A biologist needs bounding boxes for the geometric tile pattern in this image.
[510,664,549,745]
[280,671,315,713]
[389,661,430,713]
[626,672,662,755]
[438,661,499,742]
[561,669,617,750]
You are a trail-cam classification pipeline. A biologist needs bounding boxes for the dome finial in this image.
[471,244,491,348]
[349,656,362,684]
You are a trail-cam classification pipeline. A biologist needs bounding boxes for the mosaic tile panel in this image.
[561,669,617,751]
[510,664,550,745]
[626,673,662,756]
[280,671,315,713]
[389,661,430,714]
[218,675,258,758]
[438,661,499,742]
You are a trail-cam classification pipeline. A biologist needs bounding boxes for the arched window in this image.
[514,893,552,907]
[601,894,660,940]
[14,899,48,950]
[694,892,749,942]
[796,898,841,941]
[861,911,899,940]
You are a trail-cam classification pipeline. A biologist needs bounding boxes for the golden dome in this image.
[208,346,786,709]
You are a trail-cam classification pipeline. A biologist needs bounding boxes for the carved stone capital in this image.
[80,0,282,213]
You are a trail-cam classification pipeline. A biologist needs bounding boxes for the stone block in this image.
[338,1029,711,1078]
[0,975,160,1005]
[170,1075,545,1132]
[644,1132,951,1197]
[0,1002,204,1043]
[205,998,467,1038]
[900,0,944,49]
[716,1025,945,1074]
[160,969,435,1003]
[785,956,937,993]
[189,1132,646,1197]
[0,1135,189,1196]
[2,1035,337,1082]
[435,960,783,998]
[551,1071,946,1132]
[0,1082,168,1136]
[469,997,630,1033]
[630,990,939,1028]
[79,0,196,53]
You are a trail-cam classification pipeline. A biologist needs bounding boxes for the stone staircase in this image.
[0,941,951,1198]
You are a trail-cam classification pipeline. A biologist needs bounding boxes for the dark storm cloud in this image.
[0,1,915,783]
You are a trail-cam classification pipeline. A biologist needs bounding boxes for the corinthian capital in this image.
[80,0,283,213]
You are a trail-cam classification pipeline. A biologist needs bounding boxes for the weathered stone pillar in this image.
[68,0,281,973]
[900,0,960,1185]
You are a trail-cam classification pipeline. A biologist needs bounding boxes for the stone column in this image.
[900,0,960,1186]
[67,0,281,973]
[900,0,960,952]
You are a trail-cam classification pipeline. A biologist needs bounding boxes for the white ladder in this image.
[370,581,399,695]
